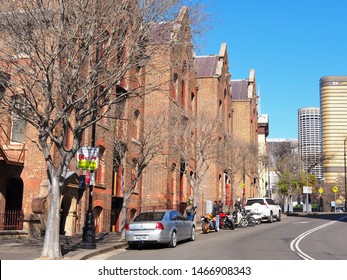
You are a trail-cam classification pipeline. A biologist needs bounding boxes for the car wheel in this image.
[277,211,281,221]
[248,217,256,227]
[268,212,273,223]
[168,231,177,248]
[190,227,196,241]
[128,242,138,249]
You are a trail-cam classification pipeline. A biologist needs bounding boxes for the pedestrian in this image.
[330,200,336,212]
[234,197,242,211]
[185,197,197,221]
[212,200,222,231]
[318,195,323,212]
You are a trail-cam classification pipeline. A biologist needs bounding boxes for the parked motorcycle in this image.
[232,209,256,227]
[219,212,235,230]
[201,213,217,233]
[248,203,262,225]
[242,209,257,227]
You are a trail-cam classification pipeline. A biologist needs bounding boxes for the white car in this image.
[245,198,281,223]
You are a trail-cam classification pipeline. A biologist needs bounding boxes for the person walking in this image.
[212,200,222,231]
[318,195,323,212]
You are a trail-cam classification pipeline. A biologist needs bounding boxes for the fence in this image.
[0,210,24,230]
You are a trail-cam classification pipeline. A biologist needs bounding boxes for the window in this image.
[133,109,140,139]
[0,71,10,100]
[181,81,185,108]
[11,95,27,143]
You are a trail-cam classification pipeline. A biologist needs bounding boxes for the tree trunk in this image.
[40,175,62,259]
[120,199,128,240]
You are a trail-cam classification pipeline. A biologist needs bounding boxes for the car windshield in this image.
[246,199,264,206]
[133,212,166,222]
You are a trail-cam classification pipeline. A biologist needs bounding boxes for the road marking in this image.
[290,216,347,260]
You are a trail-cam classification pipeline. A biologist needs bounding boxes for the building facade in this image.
[0,4,267,238]
[194,43,233,213]
[258,114,269,197]
[231,69,259,201]
[298,107,322,180]
[320,76,347,205]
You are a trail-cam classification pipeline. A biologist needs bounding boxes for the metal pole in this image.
[305,141,309,213]
[81,122,97,249]
[335,192,337,213]
[344,137,347,212]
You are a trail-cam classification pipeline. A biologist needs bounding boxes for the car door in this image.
[169,210,185,240]
[176,211,190,239]
[266,198,278,215]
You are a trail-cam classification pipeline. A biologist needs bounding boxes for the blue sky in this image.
[198,0,347,139]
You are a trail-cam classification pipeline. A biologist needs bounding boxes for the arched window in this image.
[134,109,140,139]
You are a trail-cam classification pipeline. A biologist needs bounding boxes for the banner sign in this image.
[303,186,312,194]
[76,147,99,170]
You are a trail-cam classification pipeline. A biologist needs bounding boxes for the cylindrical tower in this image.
[320,76,347,190]
[298,107,322,180]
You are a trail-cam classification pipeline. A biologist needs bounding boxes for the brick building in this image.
[194,43,233,213]
[1,3,264,239]
[231,69,259,201]
[137,7,197,214]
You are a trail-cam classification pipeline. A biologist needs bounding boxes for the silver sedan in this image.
[125,210,196,249]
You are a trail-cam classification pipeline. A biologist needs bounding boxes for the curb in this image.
[67,242,128,260]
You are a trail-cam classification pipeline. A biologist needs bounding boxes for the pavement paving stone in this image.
[0,232,127,260]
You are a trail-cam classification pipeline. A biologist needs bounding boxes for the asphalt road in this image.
[91,213,347,260]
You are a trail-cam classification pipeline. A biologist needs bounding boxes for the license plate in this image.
[134,235,148,240]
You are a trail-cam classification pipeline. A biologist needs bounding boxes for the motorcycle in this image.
[219,212,235,230]
[250,203,262,225]
[232,209,256,227]
[201,213,217,233]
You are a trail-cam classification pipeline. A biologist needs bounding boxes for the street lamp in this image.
[81,120,97,249]
[344,137,347,212]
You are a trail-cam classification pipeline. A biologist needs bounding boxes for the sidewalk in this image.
[0,232,127,260]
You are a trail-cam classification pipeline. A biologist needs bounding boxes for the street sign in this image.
[318,187,324,194]
[76,146,99,170]
[332,186,338,193]
[303,186,312,194]
[85,171,90,185]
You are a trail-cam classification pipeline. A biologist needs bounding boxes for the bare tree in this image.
[178,112,224,216]
[114,111,170,237]
[0,0,206,259]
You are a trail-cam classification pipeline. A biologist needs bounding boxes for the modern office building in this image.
[298,107,322,180]
[320,76,347,206]
[320,77,347,183]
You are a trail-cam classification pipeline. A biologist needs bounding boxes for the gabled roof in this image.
[231,79,249,100]
[194,55,219,78]
[148,22,175,44]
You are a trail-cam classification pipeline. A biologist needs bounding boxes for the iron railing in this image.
[0,209,24,230]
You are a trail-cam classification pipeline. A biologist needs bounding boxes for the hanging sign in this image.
[76,146,99,170]
[303,186,312,194]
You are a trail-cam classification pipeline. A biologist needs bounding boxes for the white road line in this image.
[290,216,347,260]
